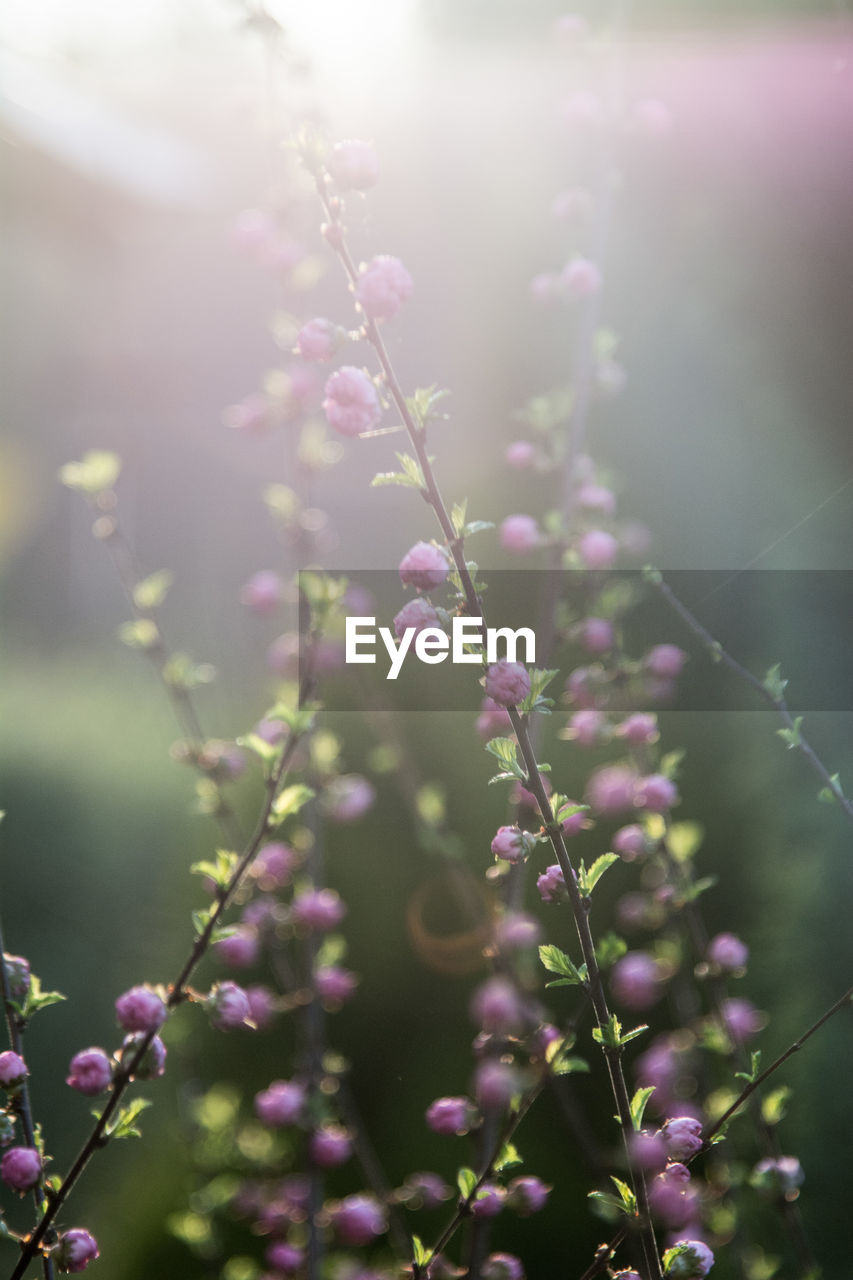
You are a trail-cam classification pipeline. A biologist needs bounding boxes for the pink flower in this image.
[223,391,272,435]
[499,515,540,554]
[649,1163,698,1230]
[475,697,513,739]
[490,826,534,864]
[330,1193,387,1245]
[664,1240,714,1278]
[610,952,661,1010]
[120,1033,166,1080]
[326,774,375,823]
[310,1125,353,1167]
[506,1176,550,1215]
[356,255,413,322]
[245,985,277,1029]
[323,366,381,436]
[707,933,749,972]
[569,708,605,746]
[265,1242,305,1273]
[576,482,616,515]
[401,1171,450,1209]
[613,824,647,862]
[425,1096,474,1136]
[399,541,450,591]
[470,1183,505,1218]
[635,773,679,812]
[215,927,260,970]
[207,981,251,1031]
[563,257,602,298]
[662,1116,704,1161]
[586,764,639,814]
[721,997,764,1043]
[617,713,658,746]
[646,644,686,679]
[505,441,535,469]
[629,1128,667,1171]
[482,1255,525,1280]
[394,597,439,639]
[536,864,567,904]
[578,529,618,569]
[484,660,530,707]
[291,888,346,932]
[328,139,380,190]
[55,1229,99,1274]
[579,617,614,654]
[494,913,541,954]
[475,1059,518,1112]
[470,977,525,1034]
[0,1051,28,1089]
[254,1080,306,1127]
[314,965,358,1005]
[295,317,340,362]
[240,570,283,614]
[115,986,167,1033]
[66,1048,112,1096]
[2,955,30,1000]
[252,842,296,890]
[1,1146,41,1192]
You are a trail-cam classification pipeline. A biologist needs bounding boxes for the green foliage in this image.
[763,663,788,702]
[595,932,628,969]
[20,975,66,1020]
[592,1014,648,1051]
[456,1166,477,1199]
[118,619,160,650]
[485,737,525,785]
[577,853,619,898]
[777,717,803,750]
[519,668,558,716]
[539,943,588,988]
[760,1086,791,1126]
[493,1141,523,1173]
[190,849,239,890]
[371,451,427,491]
[629,1086,656,1132]
[271,784,314,822]
[93,1097,152,1141]
[162,653,216,691]
[132,570,174,611]
[411,1235,430,1267]
[405,385,449,430]
[735,1050,762,1084]
[818,773,844,804]
[588,1174,637,1218]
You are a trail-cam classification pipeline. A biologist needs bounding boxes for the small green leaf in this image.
[666,821,704,863]
[684,874,717,903]
[493,1141,523,1173]
[412,1235,430,1267]
[629,1086,656,1132]
[464,520,494,538]
[735,1049,762,1084]
[760,1085,791,1126]
[118,618,160,650]
[132,570,174,610]
[519,668,559,716]
[777,717,803,750]
[456,1167,477,1200]
[59,450,121,495]
[192,907,212,938]
[539,944,588,987]
[451,500,468,535]
[578,853,619,897]
[609,1175,637,1214]
[485,737,525,784]
[595,932,627,969]
[108,1097,152,1140]
[818,773,844,804]
[763,663,788,702]
[22,976,66,1019]
[271,784,314,821]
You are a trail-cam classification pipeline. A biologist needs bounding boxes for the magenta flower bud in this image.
[563,256,602,298]
[636,1036,681,1098]
[328,138,380,190]
[579,617,614,654]
[254,1080,306,1128]
[295,317,340,362]
[475,1059,518,1112]
[618,713,659,746]
[751,1155,804,1197]
[245,985,276,1029]
[536,863,567,904]
[314,965,358,1005]
[505,441,535,469]
[499,515,540,554]
[326,773,375,823]
[721,997,764,1043]
[662,1116,704,1161]
[610,952,661,1010]
[241,897,278,931]
[614,1273,642,1280]
[470,1183,505,1218]
[199,739,247,781]
[475,696,513,739]
[565,665,599,708]
[399,541,450,592]
[254,717,286,746]
[401,1171,450,1210]
[425,1096,475,1136]
[635,773,679,812]
[578,529,618,569]
[1,1145,41,1192]
[310,1124,353,1167]
[649,1164,698,1230]
[482,1254,525,1280]
[394,597,440,639]
[215,927,260,970]
[120,1033,166,1080]
[2,955,30,1001]
[586,764,639,814]
[356,254,413,321]
[569,708,605,746]
[471,976,525,1034]
[663,1240,715,1278]
[240,570,283,614]
[646,644,686,679]
[490,825,534,864]
[207,981,251,1031]
[265,1243,304,1273]
[484,660,530,707]
[330,1193,387,1245]
[66,1048,112,1096]
[506,1175,550,1215]
[115,985,167,1034]
[576,482,616,515]
[291,888,346,932]
[494,912,542,952]
[613,824,647,862]
[323,366,382,436]
[707,933,749,972]
[0,1051,28,1089]
[253,841,296,890]
[54,1228,100,1273]
[629,1128,667,1171]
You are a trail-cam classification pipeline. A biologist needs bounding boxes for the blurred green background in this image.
[1,0,852,1276]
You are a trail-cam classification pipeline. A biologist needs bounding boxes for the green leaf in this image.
[684,874,717,903]
[485,737,525,784]
[412,1235,430,1267]
[592,1014,647,1050]
[547,1048,589,1077]
[659,748,685,779]
[539,944,588,987]
[666,821,704,863]
[271,784,314,821]
[132,570,174,610]
[764,663,788,702]
[735,1049,762,1084]
[406,385,450,430]
[493,1142,523,1173]
[118,618,160,650]
[263,483,299,522]
[456,1167,477,1200]
[629,1086,656,1132]
[519,668,559,716]
[108,1097,152,1140]
[609,1175,637,1215]
[22,976,66,1019]
[190,849,239,888]
[162,653,216,690]
[451,500,468,535]
[59,450,121,495]
[818,773,844,804]
[595,932,627,969]
[777,717,803,750]
[578,853,619,897]
[760,1086,791,1126]
[464,520,495,538]
[192,907,212,938]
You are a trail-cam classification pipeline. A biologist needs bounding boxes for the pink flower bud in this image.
[470,977,525,1034]
[646,644,686,679]
[484,660,530,707]
[629,1128,667,1171]
[265,1242,304,1273]
[721,997,764,1043]
[0,1051,28,1089]
[328,139,380,190]
[578,529,618,569]
[482,1254,525,1280]
[223,391,272,436]
[253,842,296,890]
[470,1183,505,1218]
[475,697,513,739]
[635,773,679,812]
[356,254,413,321]
[662,1116,704,1161]
[55,1228,99,1273]
[586,764,639,814]
[215,927,260,970]
[536,863,567,904]
[240,570,283,614]
[506,1175,550,1216]
[291,888,346,932]
[2,955,30,1001]
[613,824,647,862]
[330,1193,387,1245]
[617,713,659,746]
[115,986,167,1034]
[314,965,358,1005]
[490,826,534,864]
[610,952,661,1010]
[751,1155,803,1197]
[494,912,542,953]
[649,1163,698,1230]
[399,541,450,591]
[568,708,606,746]
[322,366,381,436]
[664,1240,715,1278]
[505,441,535,469]
[394,597,439,639]
[120,1033,166,1080]
[576,482,616,515]
[1,1145,41,1192]
[295,317,340,362]
[499,515,540,554]
[66,1048,112,1096]
[579,617,614,654]
[401,1171,450,1209]
[563,256,602,298]
[254,1080,306,1128]
[207,981,251,1031]
[310,1124,353,1167]
[326,773,375,823]
[706,933,748,972]
[245,985,277,1029]
[425,1096,475,1136]
[475,1059,518,1112]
